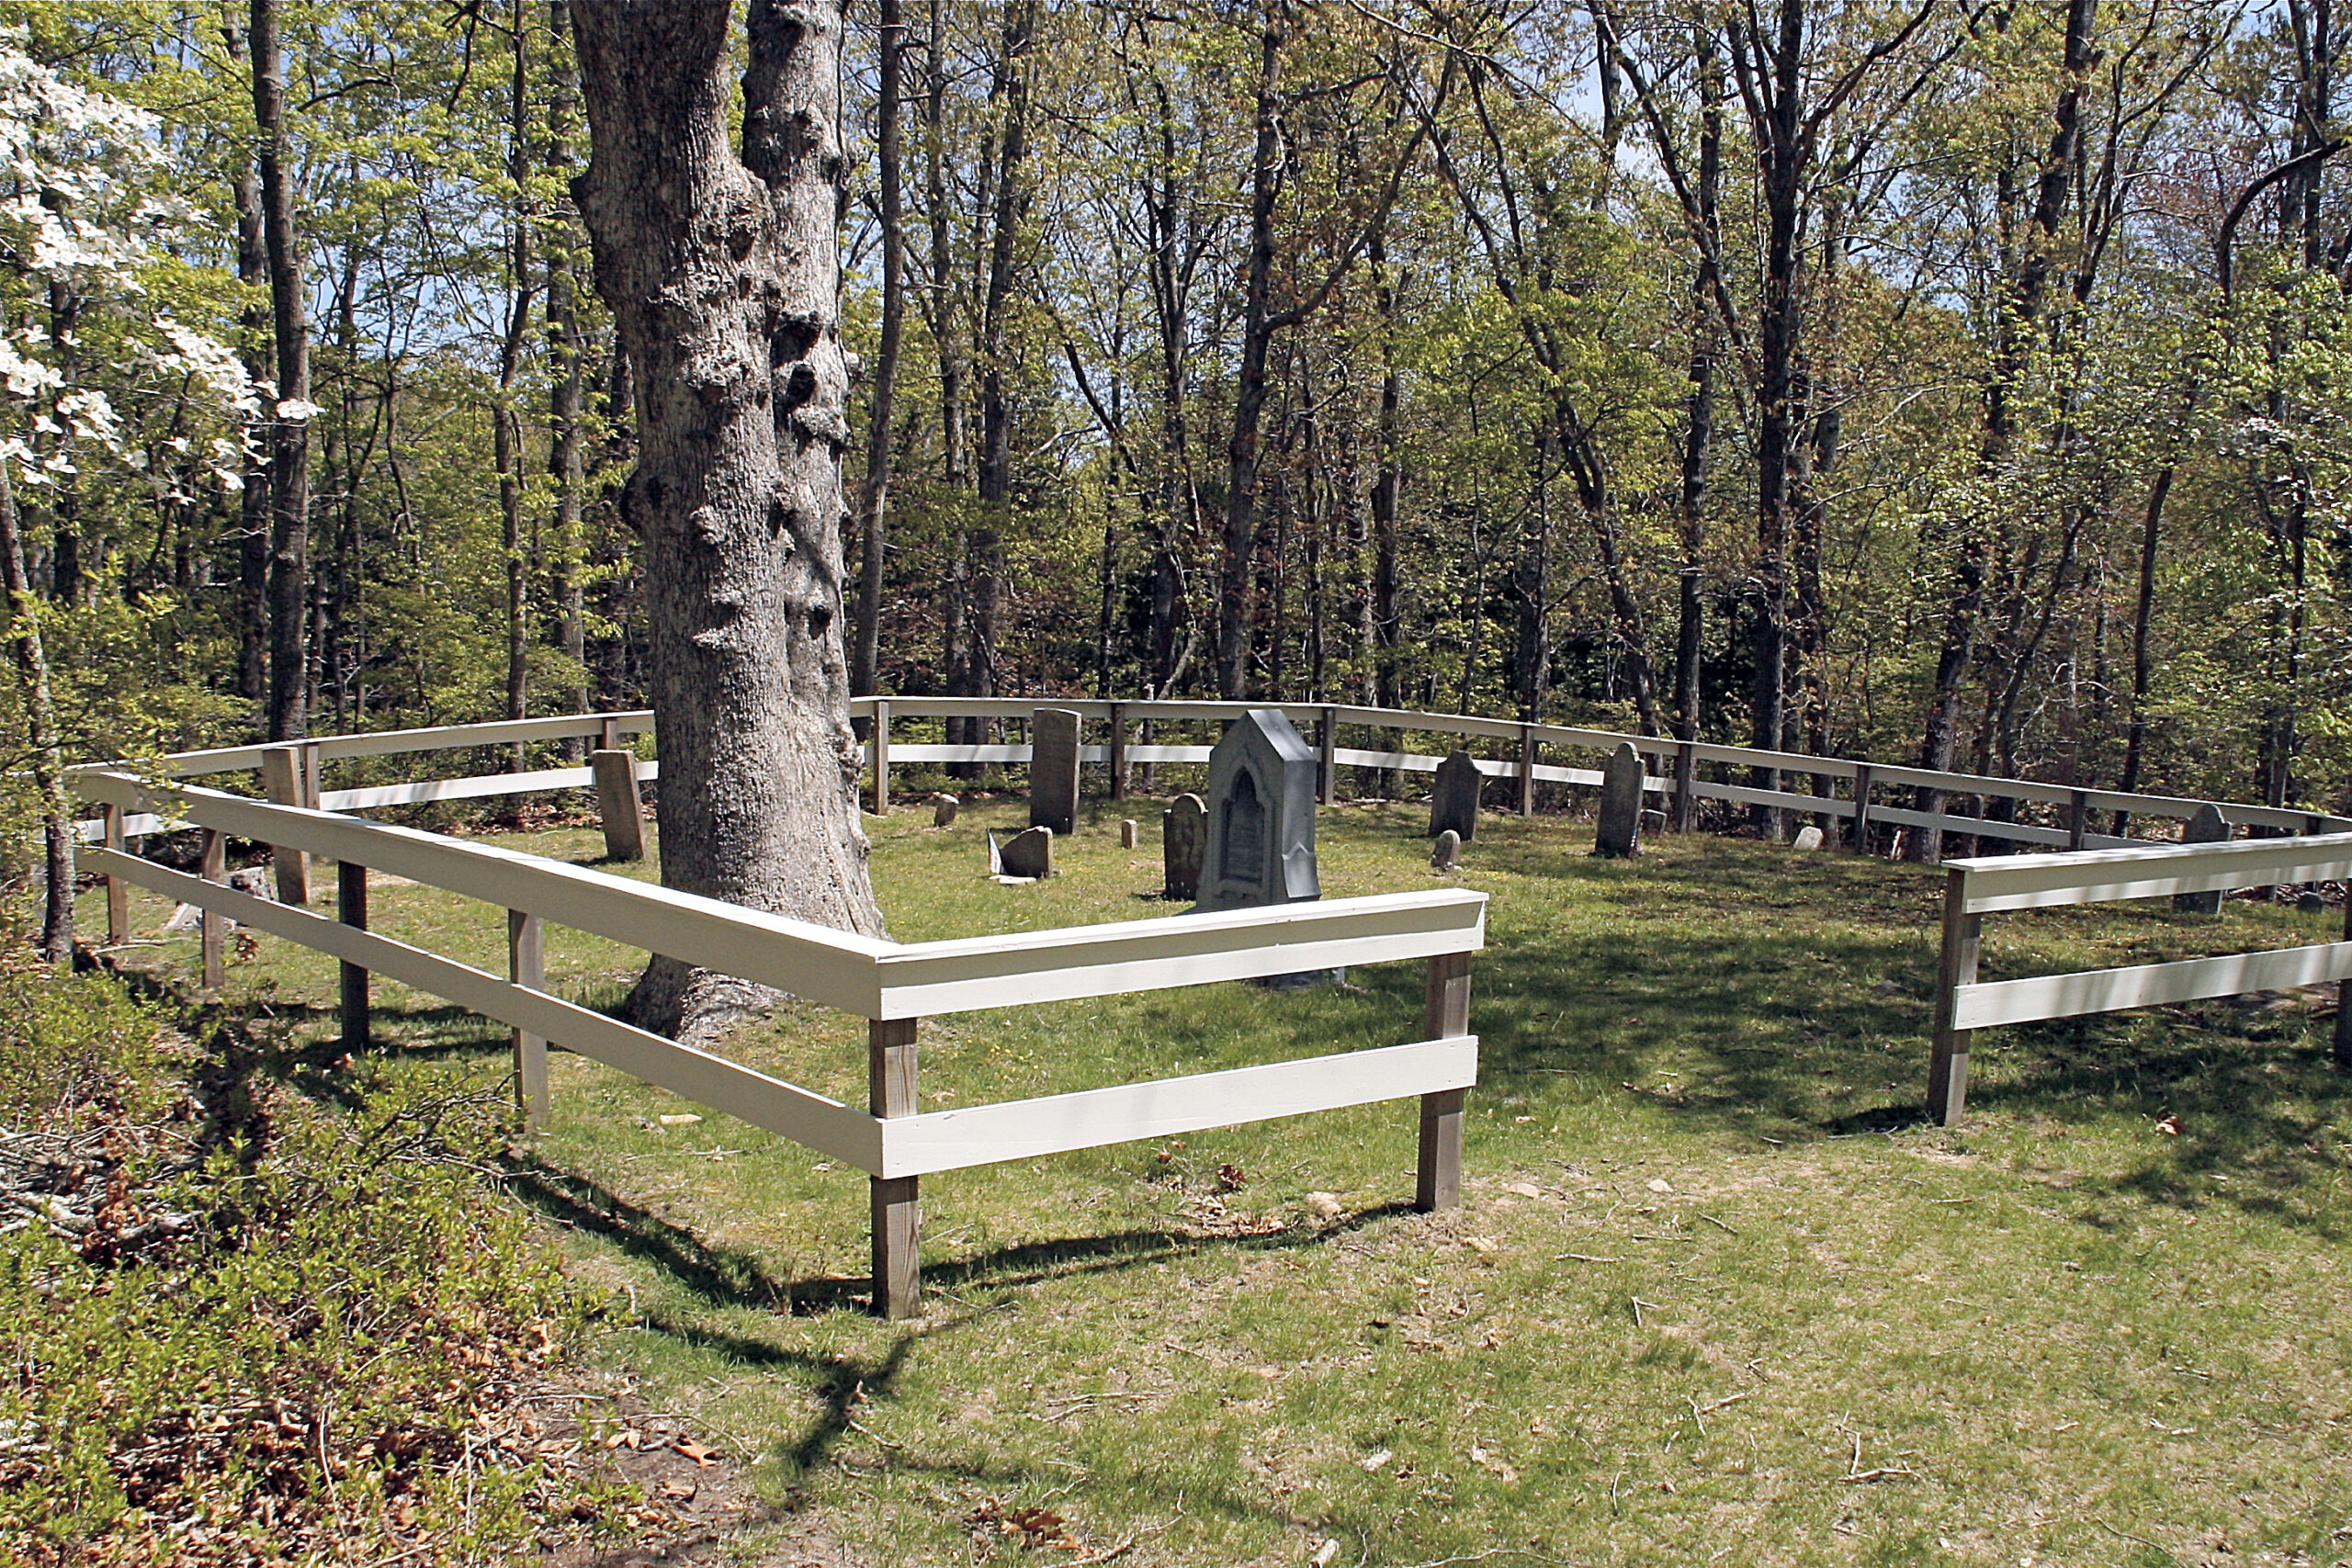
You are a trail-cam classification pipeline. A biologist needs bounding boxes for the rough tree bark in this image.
[252,0,311,744]
[571,0,885,1041]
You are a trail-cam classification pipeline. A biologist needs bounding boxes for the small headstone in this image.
[1430,750,1482,842]
[933,793,960,828]
[1120,818,1137,850]
[1641,807,1668,839]
[1030,707,1081,836]
[1431,829,1462,872]
[1792,824,1825,852]
[1197,709,1320,912]
[2299,890,2328,915]
[1163,794,1205,899]
[1593,742,1645,858]
[1001,825,1054,879]
[2174,804,2230,914]
[227,868,270,898]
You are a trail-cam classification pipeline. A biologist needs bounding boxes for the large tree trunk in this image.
[571,0,885,1042]
[252,0,311,744]
[1217,21,1283,701]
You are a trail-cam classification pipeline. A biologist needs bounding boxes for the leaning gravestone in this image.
[1030,707,1081,836]
[1196,708,1320,913]
[2174,804,2230,914]
[1431,829,1462,872]
[932,793,960,828]
[1594,742,1645,858]
[1792,824,1825,852]
[1163,794,1206,899]
[1001,825,1054,879]
[1430,750,1482,842]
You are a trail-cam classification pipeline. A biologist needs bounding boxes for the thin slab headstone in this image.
[1163,794,1205,899]
[1431,829,1462,872]
[1197,708,1320,913]
[1792,824,1825,852]
[1430,750,1482,842]
[1594,742,1645,858]
[2174,804,2230,914]
[1030,707,1081,836]
[1120,818,1137,849]
[1001,826,1054,879]
[933,793,960,828]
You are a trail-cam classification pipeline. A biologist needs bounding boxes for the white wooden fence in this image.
[1927,833,2352,1124]
[72,768,1485,1318]
[102,697,2344,856]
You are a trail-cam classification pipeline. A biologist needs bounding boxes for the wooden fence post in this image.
[260,745,311,905]
[869,1017,921,1318]
[1849,764,1873,853]
[1109,701,1127,800]
[510,909,548,1132]
[1927,866,1982,1125]
[2067,789,2088,852]
[2337,886,2352,1070]
[339,863,369,1051]
[1416,952,1472,1212]
[1673,740,1697,833]
[301,741,322,808]
[590,750,646,861]
[599,716,622,752]
[869,699,890,815]
[1517,725,1536,817]
[1318,706,1338,806]
[102,804,128,946]
[199,829,226,990]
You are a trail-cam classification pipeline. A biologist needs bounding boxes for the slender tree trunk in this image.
[252,0,311,743]
[851,0,907,700]
[0,456,71,960]
[499,0,538,744]
[1218,21,1283,701]
[971,0,1034,713]
[225,20,270,709]
[547,0,588,745]
[571,0,886,1040]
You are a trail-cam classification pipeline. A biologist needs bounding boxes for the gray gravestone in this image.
[1431,829,1462,872]
[1030,707,1081,835]
[1001,825,1054,879]
[1163,794,1205,900]
[2174,804,2230,913]
[1196,708,1320,913]
[1120,818,1138,850]
[1594,742,1645,858]
[1792,824,1825,852]
[932,793,960,828]
[1430,750,1482,842]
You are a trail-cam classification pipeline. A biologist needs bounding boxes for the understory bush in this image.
[0,956,599,1566]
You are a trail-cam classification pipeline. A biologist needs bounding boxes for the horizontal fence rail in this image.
[74,768,1486,1318]
[1927,833,2352,1124]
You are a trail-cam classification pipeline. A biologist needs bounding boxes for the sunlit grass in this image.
[85,794,2352,1566]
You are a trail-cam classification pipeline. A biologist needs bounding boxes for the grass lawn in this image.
[85,796,2352,1567]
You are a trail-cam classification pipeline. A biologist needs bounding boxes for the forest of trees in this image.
[7,0,2352,836]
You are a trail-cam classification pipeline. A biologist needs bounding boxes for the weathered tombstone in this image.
[1030,707,1081,836]
[1792,824,1825,852]
[932,793,960,828]
[1430,750,1482,843]
[1431,829,1462,872]
[1163,794,1205,899]
[1593,742,1645,858]
[1001,825,1054,879]
[2174,804,2230,914]
[2299,889,2328,915]
[1196,708,1320,913]
[1119,818,1137,850]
